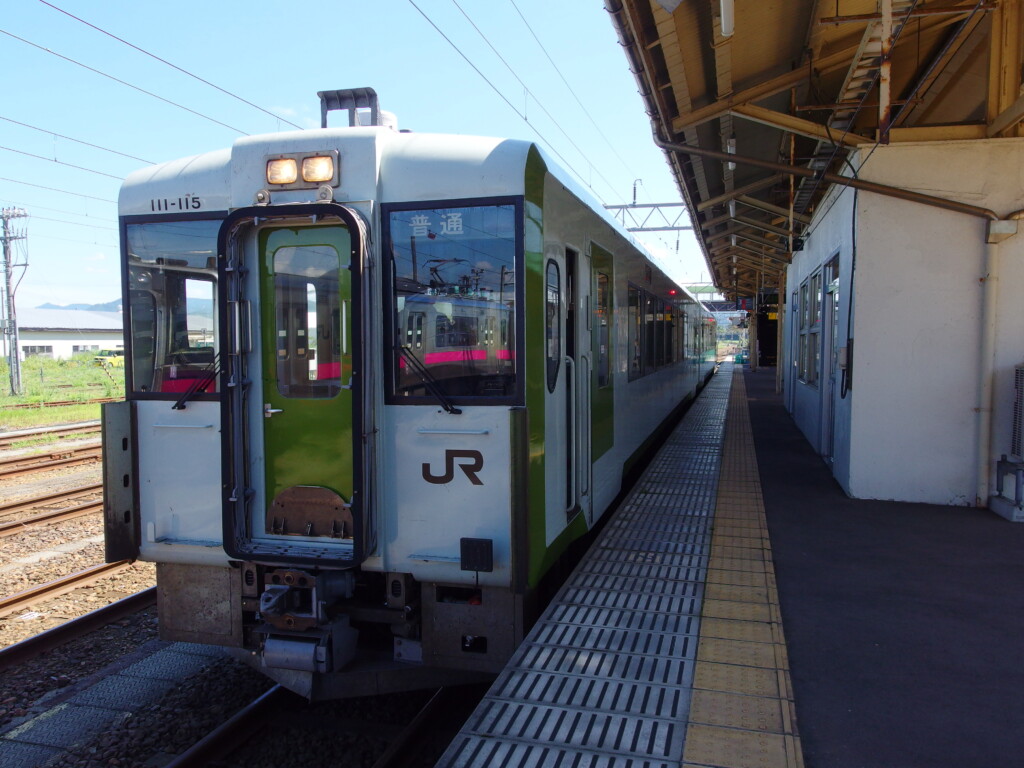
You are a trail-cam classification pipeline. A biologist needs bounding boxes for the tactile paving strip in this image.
[683,370,804,768]
[437,369,734,768]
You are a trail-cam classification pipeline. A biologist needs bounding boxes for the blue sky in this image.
[0,0,708,310]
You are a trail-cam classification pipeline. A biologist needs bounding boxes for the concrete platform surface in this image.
[745,367,1024,768]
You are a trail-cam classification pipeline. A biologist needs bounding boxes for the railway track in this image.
[0,560,132,619]
[0,587,156,672]
[0,421,101,449]
[0,442,102,479]
[0,396,119,411]
[162,685,472,768]
[0,497,103,537]
[0,482,102,519]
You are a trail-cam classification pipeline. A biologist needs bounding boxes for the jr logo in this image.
[422,449,484,486]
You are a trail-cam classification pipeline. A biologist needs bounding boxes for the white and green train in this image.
[103,89,716,699]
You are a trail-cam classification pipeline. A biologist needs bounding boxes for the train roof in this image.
[120,127,616,229]
[119,125,707,310]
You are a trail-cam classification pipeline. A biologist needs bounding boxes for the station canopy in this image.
[607,0,1024,299]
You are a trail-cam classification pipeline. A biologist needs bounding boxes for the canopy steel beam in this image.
[696,173,787,213]
[731,104,874,147]
[737,196,813,225]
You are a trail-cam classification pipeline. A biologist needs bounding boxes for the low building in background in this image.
[10,308,123,360]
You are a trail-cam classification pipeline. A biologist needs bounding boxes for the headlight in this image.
[302,156,335,183]
[267,158,298,185]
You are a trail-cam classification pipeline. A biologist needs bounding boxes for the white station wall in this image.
[788,137,1024,506]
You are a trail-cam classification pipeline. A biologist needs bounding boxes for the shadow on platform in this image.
[743,367,1024,768]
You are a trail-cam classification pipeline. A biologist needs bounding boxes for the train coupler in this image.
[257,617,358,674]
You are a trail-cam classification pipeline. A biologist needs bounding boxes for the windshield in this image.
[124,219,219,395]
[386,202,518,401]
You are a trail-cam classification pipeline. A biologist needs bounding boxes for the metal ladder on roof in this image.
[793,0,918,214]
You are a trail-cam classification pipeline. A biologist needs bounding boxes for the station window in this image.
[22,345,53,358]
[798,271,822,386]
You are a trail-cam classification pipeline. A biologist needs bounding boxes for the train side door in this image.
[259,225,354,542]
[565,248,592,525]
[544,246,591,544]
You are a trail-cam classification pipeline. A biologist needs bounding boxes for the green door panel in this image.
[590,243,614,460]
[260,226,353,523]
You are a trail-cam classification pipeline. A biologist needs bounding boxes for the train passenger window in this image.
[663,301,675,366]
[436,314,479,347]
[545,261,561,393]
[406,312,425,350]
[272,245,342,398]
[644,294,659,370]
[596,272,610,387]
[386,202,518,401]
[679,308,687,363]
[628,285,641,380]
[124,220,220,395]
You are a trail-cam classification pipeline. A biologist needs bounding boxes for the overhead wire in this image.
[0,177,115,204]
[0,200,113,221]
[0,28,249,136]
[29,233,118,247]
[506,0,638,188]
[405,0,604,201]
[37,0,303,131]
[0,145,124,180]
[28,215,117,232]
[450,0,622,201]
[0,116,154,165]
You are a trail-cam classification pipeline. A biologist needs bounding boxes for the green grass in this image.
[0,355,124,431]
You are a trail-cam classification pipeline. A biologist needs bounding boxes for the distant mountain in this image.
[37,300,122,312]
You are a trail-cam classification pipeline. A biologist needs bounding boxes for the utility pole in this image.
[1,208,27,396]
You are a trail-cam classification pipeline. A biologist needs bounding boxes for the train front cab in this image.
[103,194,537,700]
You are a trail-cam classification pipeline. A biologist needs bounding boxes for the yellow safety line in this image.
[683,370,805,768]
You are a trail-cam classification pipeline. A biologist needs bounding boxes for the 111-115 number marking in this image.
[150,196,201,212]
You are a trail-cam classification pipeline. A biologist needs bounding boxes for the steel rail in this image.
[162,685,292,768]
[163,684,460,768]
[0,587,156,672]
[371,686,451,768]
[0,560,132,618]
[0,482,102,518]
[0,421,101,448]
[0,445,102,479]
[0,499,103,537]
[0,442,100,468]
[0,397,119,411]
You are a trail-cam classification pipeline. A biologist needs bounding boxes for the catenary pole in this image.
[1,208,27,395]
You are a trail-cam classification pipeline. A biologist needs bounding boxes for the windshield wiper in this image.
[172,352,221,410]
[398,346,461,415]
